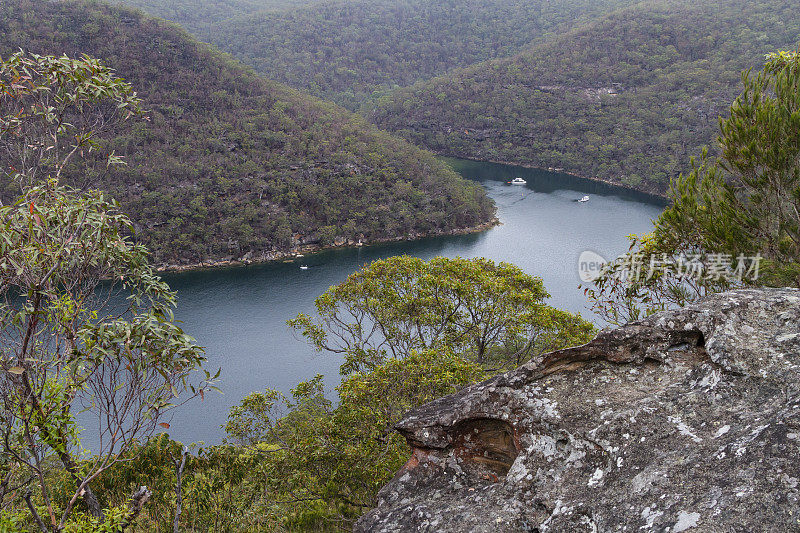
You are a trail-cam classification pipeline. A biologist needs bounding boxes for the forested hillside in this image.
[114,0,316,34]
[0,0,494,267]
[370,0,800,194]
[189,0,636,109]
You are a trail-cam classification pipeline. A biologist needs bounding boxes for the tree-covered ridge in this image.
[370,0,800,194]
[194,0,636,110]
[114,0,319,35]
[0,0,494,267]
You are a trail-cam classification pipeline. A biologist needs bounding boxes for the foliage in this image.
[69,351,483,531]
[221,350,487,530]
[60,506,140,533]
[289,255,595,372]
[585,50,800,324]
[581,231,721,324]
[0,50,141,189]
[0,49,214,530]
[176,0,637,110]
[372,0,800,195]
[0,182,216,531]
[84,434,265,532]
[0,0,495,267]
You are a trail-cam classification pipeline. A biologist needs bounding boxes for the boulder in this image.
[356,288,800,532]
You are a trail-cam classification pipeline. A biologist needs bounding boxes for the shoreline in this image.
[156,155,668,275]
[440,154,670,202]
[156,217,501,274]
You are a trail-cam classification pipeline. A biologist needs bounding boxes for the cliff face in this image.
[356,288,800,532]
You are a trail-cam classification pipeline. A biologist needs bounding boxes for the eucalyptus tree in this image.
[289,255,595,373]
[0,51,216,532]
[0,51,140,191]
[0,182,216,531]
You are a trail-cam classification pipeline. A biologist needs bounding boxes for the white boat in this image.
[299,265,309,270]
[510,177,527,185]
[579,195,590,202]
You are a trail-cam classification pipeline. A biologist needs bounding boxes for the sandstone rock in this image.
[356,288,800,532]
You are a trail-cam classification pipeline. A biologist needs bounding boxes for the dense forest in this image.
[370,0,800,194]
[120,0,800,194]
[115,0,319,35]
[0,0,494,267]
[2,1,798,531]
[124,0,637,110]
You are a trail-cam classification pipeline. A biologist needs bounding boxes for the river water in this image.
[158,158,665,444]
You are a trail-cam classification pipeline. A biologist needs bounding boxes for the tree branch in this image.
[121,486,152,531]
[23,490,48,533]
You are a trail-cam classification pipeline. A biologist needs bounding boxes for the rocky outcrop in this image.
[356,288,800,532]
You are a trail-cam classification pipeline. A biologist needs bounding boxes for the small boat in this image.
[578,195,590,203]
[299,265,309,270]
[510,177,527,185]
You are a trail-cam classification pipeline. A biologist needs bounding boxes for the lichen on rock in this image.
[356,288,800,532]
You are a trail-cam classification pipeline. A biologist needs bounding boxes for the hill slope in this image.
[370,0,800,194]
[0,0,494,267]
[190,0,636,109]
[114,0,319,35]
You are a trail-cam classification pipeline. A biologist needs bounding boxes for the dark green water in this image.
[159,159,665,444]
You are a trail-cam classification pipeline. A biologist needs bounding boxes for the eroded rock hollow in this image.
[356,288,800,532]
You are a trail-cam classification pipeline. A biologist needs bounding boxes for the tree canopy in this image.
[116,0,320,36]
[290,255,595,372]
[220,350,486,528]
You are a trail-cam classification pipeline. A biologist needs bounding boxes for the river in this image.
[158,159,665,444]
